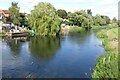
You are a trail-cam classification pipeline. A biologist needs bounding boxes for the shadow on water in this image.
[3,37,29,57]
[29,36,61,59]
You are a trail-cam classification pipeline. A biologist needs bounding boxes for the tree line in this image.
[4,2,119,36]
[2,2,28,27]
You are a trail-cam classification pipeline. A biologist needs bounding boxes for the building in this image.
[0,9,10,18]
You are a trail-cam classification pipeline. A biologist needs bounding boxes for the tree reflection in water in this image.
[29,36,61,59]
[5,37,28,57]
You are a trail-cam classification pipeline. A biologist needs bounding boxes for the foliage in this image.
[57,9,67,19]
[92,28,118,78]
[2,17,6,23]
[118,20,120,27]
[29,2,62,36]
[67,10,93,29]
[0,32,5,36]
[97,30,107,38]
[104,16,110,24]
[19,13,28,27]
[87,9,92,16]
[93,15,107,26]
[92,53,118,78]
[92,25,106,31]
[69,26,84,33]
[109,23,118,29]
[112,17,118,23]
[9,2,20,25]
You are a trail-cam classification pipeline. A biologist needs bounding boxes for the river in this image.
[1,30,106,78]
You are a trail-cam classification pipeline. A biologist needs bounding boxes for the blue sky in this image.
[0,0,119,19]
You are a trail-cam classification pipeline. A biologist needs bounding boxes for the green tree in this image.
[67,10,93,29]
[67,12,78,25]
[112,17,118,23]
[19,13,28,27]
[93,15,106,26]
[57,9,67,19]
[87,9,92,16]
[75,10,93,29]
[9,2,20,25]
[104,16,110,24]
[29,2,62,36]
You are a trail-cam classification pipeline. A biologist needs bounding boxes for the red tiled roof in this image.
[2,10,9,14]
[0,9,9,17]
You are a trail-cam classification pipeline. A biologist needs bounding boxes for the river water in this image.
[2,30,106,78]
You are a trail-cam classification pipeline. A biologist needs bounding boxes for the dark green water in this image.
[2,30,106,78]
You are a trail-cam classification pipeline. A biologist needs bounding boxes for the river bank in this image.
[92,24,119,78]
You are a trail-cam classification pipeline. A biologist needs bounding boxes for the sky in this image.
[0,0,119,19]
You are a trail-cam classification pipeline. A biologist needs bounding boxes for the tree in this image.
[112,17,118,23]
[87,9,92,16]
[104,16,110,24]
[57,9,67,19]
[75,10,93,29]
[29,2,62,36]
[93,15,106,26]
[9,2,20,25]
[67,10,93,29]
[19,13,28,27]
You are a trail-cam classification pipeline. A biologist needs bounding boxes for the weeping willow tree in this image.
[29,2,62,36]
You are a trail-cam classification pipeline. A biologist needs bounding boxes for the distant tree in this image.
[118,20,120,27]
[87,9,92,16]
[67,12,78,25]
[104,16,110,24]
[112,17,118,23]
[67,10,93,30]
[9,2,20,25]
[19,13,28,27]
[29,2,62,36]
[93,15,106,26]
[57,9,67,19]
[75,10,93,29]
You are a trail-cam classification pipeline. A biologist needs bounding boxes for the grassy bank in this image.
[69,26,84,33]
[92,27,119,78]
[92,25,106,31]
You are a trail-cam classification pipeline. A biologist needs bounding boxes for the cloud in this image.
[0,0,118,18]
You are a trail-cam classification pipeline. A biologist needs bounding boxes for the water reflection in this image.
[2,31,106,78]
[4,37,28,57]
[29,36,61,59]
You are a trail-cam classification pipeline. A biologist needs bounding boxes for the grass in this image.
[69,26,84,33]
[92,25,104,31]
[92,53,118,78]
[92,26,119,78]
[92,25,108,32]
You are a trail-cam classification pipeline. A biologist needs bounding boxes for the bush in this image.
[109,23,118,29]
[92,53,118,78]
[97,30,107,38]
[92,27,118,78]
[69,26,84,33]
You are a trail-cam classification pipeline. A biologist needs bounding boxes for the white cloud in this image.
[0,0,119,18]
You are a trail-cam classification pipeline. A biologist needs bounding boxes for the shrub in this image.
[69,26,84,33]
